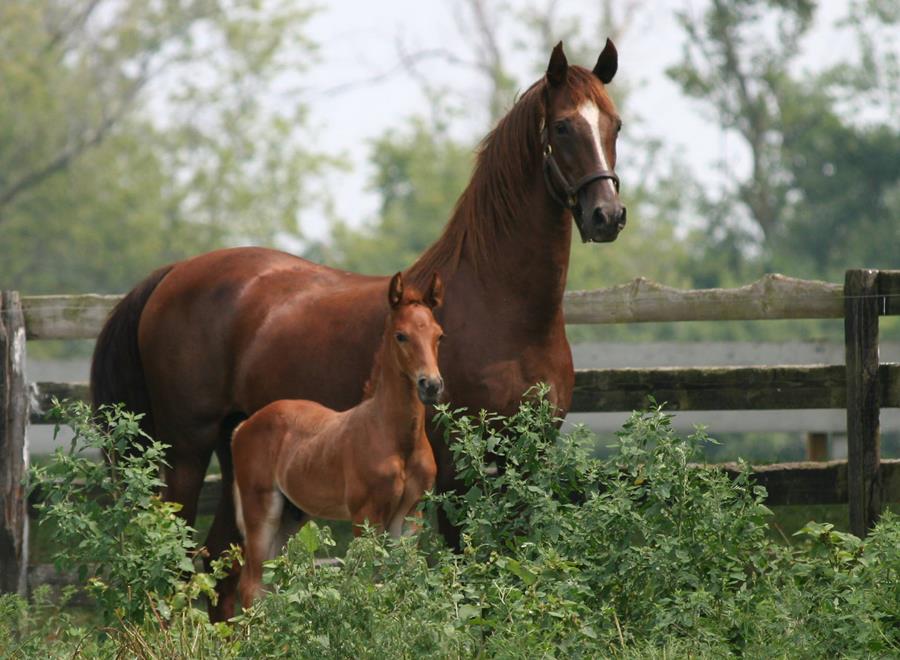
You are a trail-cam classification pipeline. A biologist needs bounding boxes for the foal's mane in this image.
[362,288,428,400]
[410,66,613,277]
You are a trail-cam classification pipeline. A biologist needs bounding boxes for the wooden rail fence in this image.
[2,270,899,596]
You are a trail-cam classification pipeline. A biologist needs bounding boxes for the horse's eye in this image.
[395,332,408,343]
[554,120,568,136]
[438,334,445,343]
[616,119,623,133]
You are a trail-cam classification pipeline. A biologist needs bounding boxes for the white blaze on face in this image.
[577,101,618,196]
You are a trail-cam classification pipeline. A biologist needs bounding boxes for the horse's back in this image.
[137,247,388,432]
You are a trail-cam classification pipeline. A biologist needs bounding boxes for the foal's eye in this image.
[438,334,446,343]
[616,119,623,133]
[395,332,408,343]
[554,120,568,136]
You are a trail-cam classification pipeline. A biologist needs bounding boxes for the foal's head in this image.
[541,39,625,243]
[386,272,445,405]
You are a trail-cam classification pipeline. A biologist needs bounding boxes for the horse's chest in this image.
[446,336,573,416]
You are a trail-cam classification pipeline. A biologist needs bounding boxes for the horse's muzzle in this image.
[417,376,444,405]
[581,202,626,243]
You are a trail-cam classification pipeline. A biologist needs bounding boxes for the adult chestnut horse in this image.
[91,40,625,619]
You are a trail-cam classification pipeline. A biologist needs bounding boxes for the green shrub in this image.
[233,522,471,658]
[10,392,900,658]
[28,401,219,626]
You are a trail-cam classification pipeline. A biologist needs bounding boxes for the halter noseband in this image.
[541,126,620,211]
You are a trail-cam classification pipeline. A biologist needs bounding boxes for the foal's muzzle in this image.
[417,376,444,405]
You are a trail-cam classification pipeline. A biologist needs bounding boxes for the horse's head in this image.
[387,272,445,405]
[542,39,625,243]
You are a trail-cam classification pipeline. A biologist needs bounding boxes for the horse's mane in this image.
[410,66,614,277]
[362,287,428,400]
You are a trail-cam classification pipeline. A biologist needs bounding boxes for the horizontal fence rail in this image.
[28,364,900,422]
[563,274,843,324]
[571,364,900,413]
[20,274,846,339]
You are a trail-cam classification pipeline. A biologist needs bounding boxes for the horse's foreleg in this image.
[429,426,463,550]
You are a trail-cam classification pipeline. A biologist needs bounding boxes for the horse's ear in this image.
[425,273,444,309]
[593,38,618,84]
[388,272,404,308]
[546,41,568,88]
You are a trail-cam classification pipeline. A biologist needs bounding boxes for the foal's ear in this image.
[424,273,444,309]
[388,272,404,308]
[546,41,568,88]
[593,38,617,84]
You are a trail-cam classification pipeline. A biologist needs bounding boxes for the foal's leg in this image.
[236,488,285,610]
[350,501,389,537]
[387,481,431,538]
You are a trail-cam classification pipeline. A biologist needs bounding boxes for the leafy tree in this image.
[668,0,900,281]
[0,0,327,296]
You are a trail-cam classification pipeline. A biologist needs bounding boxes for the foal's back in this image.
[233,398,353,519]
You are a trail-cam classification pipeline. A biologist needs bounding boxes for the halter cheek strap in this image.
[541,127,620,211]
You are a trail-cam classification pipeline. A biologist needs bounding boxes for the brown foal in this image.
[231,272,444,608]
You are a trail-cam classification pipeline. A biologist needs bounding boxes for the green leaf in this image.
[297,522,321,555]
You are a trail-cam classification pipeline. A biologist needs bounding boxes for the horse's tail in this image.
[90,264,175,440]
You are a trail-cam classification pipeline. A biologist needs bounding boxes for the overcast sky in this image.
[288,1,854,242]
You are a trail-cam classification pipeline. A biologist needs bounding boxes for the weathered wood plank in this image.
[878,270,900,317]
[29,366,900,423]
[564,274,843,324]
[21,294,120,340]
[28,381,91,423]
[1,291,29,595]
[570,364,900,413]
[845,269,881,538]
[21,275,845,340]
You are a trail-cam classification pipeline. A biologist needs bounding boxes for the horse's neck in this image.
[366,347,426,449]
[419,170,572,321]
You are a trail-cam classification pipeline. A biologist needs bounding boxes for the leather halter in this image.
[541,125,620,212]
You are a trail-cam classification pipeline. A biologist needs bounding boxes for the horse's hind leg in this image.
[160,426,216,527]
[236,488,284,610]
[205,422,246,621]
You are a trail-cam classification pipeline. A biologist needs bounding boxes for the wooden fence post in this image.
[0,291,28,595]
[844,270,881,538]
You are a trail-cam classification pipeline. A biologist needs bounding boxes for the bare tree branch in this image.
[43,0,106,56]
